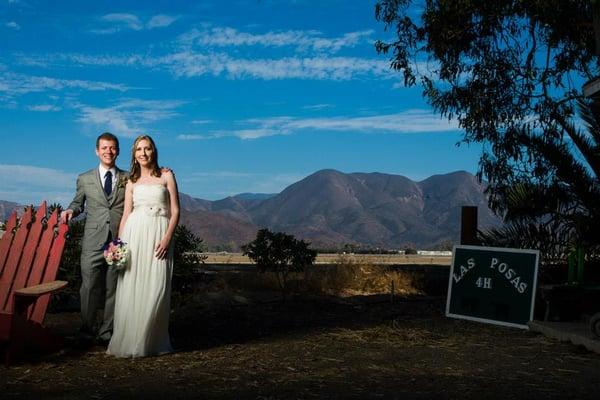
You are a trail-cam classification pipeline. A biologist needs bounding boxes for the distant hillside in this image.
[179,210,258,250]
[0,200,21,221]
[178,169,501,250]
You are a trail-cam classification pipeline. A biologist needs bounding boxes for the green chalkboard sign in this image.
[446,245,540,329]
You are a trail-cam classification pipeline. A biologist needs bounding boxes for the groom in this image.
[61,132,128,345]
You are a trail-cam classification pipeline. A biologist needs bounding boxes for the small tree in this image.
[242,228,317,299]
[404,247,418,255]
[172,224,207,306]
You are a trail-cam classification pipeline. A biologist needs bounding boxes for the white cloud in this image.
[94,13,142,34]
[0,164,77,205]
[179,27,373,53]
[176,109,459,141]
[92,13,177,34]
[222,128,285,140]
[77,99,185,138]
[165,52,390,81]
[302,103,334,110]
[0,164,75,188]
[19,51,392,81]
[17,53,151,68]
[191,119,212,125]
[177,134,208,140]
[202,109,460,140]
[27,104,61,112]
[103,13,141,27]
[277,110,459,133]
[0,70,130,96]
[5,21,20,30]
[147,14,178,29]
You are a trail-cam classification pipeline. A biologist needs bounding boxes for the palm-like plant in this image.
[479,99,600,263]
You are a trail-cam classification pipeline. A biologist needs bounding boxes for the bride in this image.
[107,135,180,358]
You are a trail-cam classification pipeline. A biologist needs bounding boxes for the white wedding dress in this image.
[107,184,173,358]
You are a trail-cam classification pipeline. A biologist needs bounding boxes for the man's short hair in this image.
[96,132,120,149]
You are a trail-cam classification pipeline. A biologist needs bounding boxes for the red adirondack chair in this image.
[0,201,69,364]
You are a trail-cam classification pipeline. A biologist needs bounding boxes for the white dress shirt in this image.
[98,165,117,194]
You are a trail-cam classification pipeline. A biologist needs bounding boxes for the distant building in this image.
[417,250,452,256]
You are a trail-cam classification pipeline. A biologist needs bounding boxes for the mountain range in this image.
[179,169,501,250]
[1,169,501,250]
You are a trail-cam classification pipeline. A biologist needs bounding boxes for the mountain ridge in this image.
[1,169,501,249]
[181,169,500,249]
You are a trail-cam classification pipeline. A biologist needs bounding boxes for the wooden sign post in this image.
[446,245,540,329]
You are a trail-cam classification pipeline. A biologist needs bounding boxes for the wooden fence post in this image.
[460,206,478,245]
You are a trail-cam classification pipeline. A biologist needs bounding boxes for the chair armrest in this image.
[14,280,68,297]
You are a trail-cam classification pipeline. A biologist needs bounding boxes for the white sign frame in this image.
[446,245,540,329]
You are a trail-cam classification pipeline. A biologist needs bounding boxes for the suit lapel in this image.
[109,168,125,206]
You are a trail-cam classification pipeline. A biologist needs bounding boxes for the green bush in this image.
[404,248,418,255]
[242,228,317,299]
[172,224,207,306]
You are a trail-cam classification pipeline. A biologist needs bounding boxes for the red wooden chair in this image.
[0,201,69,364]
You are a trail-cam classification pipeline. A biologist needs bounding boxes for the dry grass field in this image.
[199,253,451,299]
[203,252,452,266]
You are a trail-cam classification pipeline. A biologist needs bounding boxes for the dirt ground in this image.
[2,291,600,400]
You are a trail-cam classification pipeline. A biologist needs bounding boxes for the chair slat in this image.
[27,209,58,321]
[11,203,46,295]
[30,210,68,324]
[0,207,33,313]
[0,212,18,275]
[25,205,55,288]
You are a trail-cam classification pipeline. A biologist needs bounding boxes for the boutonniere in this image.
[117,176,129,189]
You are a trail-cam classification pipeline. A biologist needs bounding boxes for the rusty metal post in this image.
[460,206,478,245]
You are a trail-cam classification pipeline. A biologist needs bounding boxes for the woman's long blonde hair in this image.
[129,135,161,183]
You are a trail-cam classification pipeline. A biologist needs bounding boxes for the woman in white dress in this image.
[107,135,180,358]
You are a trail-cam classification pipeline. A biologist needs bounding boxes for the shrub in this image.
[172,224,207,306]
[242,228,317,299]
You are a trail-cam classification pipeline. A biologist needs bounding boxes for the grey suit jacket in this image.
[68,167,129,252]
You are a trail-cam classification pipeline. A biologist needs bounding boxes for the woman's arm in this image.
[155,171,180,260]
[118,181,134,238]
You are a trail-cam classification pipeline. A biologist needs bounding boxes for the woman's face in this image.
[135,139,154,167]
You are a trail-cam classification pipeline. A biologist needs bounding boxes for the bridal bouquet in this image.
[103,238,129,271]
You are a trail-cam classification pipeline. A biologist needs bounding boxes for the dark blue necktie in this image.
[104,170,113,196]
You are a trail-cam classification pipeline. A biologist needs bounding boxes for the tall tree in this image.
[375,0,600,254]
[375,0,598,207]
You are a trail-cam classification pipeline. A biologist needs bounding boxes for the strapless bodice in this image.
[132,184,169,217]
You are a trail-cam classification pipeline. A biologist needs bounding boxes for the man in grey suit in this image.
[61,132,128,344]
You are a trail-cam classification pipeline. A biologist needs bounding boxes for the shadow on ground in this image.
[170,292,445,351]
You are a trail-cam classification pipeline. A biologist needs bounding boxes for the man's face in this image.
[95,139,119,169]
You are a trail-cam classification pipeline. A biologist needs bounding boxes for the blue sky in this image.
[0,0,482,205]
